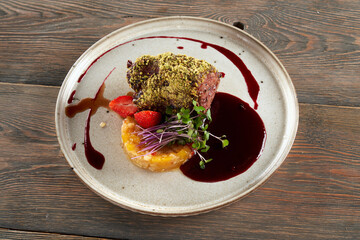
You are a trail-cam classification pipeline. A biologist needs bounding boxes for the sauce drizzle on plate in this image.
[66,36,265,179]
[65,68,115,170]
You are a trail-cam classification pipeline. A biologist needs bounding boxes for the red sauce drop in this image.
[72,143,76,151]
[180,92,266,182]
[220,72,226,78]
[201,43,207,49]
[177,46,184,49]
[68,90,76,104]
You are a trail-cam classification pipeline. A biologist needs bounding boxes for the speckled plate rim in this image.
[55,16,299,216]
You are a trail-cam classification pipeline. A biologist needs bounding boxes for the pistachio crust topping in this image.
[127,52,218,112]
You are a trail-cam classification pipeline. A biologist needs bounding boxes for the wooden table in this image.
[1,0,359,239]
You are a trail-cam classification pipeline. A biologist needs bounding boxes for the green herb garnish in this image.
[136,101,229,169]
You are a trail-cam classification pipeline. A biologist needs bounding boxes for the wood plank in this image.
[0,0,359,106]
[0,228,109,240]
[0,83,359,239]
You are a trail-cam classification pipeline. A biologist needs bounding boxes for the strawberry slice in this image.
[134,111,162,128]
[109,95,138,118]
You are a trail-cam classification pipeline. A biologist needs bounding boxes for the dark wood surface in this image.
[0,228,106,240]
[0,0,359,239]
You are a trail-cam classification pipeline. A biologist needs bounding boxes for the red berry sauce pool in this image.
[180,92,266,182]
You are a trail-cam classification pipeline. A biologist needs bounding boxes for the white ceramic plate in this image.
[56,16,298,216]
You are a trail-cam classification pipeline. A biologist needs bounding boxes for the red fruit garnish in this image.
[134,111,162,128]
[109,95,138,118]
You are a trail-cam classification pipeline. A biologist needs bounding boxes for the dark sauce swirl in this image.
[65,68,115,170]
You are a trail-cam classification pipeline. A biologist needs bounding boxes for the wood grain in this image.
[0,0,359,107]
[0,228,109,240]
[0,83,359,239]
[1,1,359,238]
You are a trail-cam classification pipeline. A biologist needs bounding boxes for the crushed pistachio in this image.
[127,52,217,112]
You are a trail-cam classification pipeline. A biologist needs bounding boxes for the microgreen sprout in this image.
[135,101,229,169]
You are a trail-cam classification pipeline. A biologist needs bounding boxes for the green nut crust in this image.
[127,52,217,112]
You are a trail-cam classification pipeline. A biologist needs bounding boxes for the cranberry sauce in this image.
[180,92,266,182]
[78,36,259,109]
[66,68,115,170]
[68,90,76,104]
[84,109,105,169]
[192,37,259,109]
